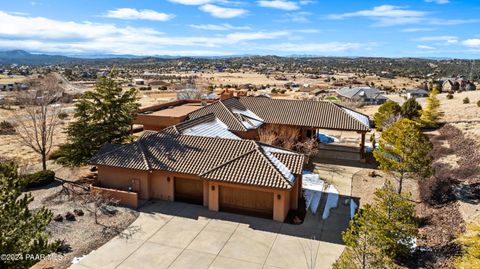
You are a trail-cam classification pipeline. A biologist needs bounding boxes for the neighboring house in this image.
[406,89,429,99]
[90,115,304,222]
[133,78,145,85]
[336,87,388,105]
[441,77,476,92]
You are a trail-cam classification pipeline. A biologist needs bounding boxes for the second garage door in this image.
[219,186,273,219]
[174,177,203,205]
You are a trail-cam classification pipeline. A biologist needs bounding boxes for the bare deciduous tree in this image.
[14,75,62,170]
[81,190,119,225]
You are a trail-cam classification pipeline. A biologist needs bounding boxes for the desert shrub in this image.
[477,100,480,107]
[48,148,66,160]
[23,170,55,188]
[463,97,470,104]
[0,120,15,135]
[58,112,69,120]
[446,92,454,99]
[419,175,456,205]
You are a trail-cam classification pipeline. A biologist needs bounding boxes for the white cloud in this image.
[189,23,250,31]
[0,11,297,55]
[168,0,213,5]
[425,0,449,4]
[199,4,247,18]
[327,5,478,27]
[257,1,300,11]
[417,45,436,50]
[284,12,311,23]
[401,28,433,32]
[414,36,458,43]
[327,5,426,24]
[103,8,174,21]
[463,39,480,47]
[268,42,373,53]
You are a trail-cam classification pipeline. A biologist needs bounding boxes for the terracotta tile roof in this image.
[90,130,304,189]
[238,97,370,132]
[188,97,370,132]
[201,149,292,189]
[271,152,304,175]
[187,101,247,131]
[90,142,150,171]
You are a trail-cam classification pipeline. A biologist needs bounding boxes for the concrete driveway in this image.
[70,199,348,269]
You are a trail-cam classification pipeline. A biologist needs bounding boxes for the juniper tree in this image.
[374,119,433,194]
[0,162,60,268]
[401,98,422,120]
[57,76,139,166]
[420,88,442,128]
[373,100,401,131]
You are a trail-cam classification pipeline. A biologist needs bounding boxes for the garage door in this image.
[219,186,273,219]
[174,177,203,205]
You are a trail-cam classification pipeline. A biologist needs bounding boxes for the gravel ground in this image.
[26,172,139,269]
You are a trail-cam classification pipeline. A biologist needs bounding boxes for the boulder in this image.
[65,212,76,221]
[53,214,63,222]
[73,209,84,216]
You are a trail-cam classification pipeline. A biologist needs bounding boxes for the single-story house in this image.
[336,87,388,105]
[90,115,305,222]
[406,89,429,99]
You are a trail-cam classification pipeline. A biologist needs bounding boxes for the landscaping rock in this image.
[53,214,63,222]
[65,212,76,221]
[73,209,84,216]
[102,206,118,215]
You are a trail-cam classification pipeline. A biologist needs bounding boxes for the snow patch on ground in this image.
[302,172,325,215]
[322,185,339,220]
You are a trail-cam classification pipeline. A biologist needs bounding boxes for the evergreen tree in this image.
[374,119,433,194]
[401,98,422,120]
[420,88,442,128]
[57,76,139,166]
[373,182,418,258]
[373,100,401,131]
[454,221,480,268]
[333,205,393,269]
[0,162,60,268]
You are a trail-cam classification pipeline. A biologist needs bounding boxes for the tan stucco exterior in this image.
[96,166,301,222]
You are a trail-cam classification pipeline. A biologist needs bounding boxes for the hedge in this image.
[24,170,55,188]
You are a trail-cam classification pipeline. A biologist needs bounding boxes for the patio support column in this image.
[360,132,366,161]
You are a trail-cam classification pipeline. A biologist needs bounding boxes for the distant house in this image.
[133,78,145,86]
[406,89,429,99]
[336,87,388,105]
[441,77,476,92]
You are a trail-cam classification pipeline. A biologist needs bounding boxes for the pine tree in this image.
[454,221,480,269]
[0,162,60,268]
[373,181,418,258]
[373,100,402,131]
[333,205,393,269]
[401,98,422,120]
[334,183,418,269]
[57,76,140,166]
[420,88,442,128]
[374,119,433,194]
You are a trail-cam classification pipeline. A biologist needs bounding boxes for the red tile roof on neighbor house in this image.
[90,118,304,189]
[188,97,370,132]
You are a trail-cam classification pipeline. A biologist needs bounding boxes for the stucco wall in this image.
[91,185,138,209]
[97,165,150,200]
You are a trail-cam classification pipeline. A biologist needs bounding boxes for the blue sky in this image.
[1,0,479,58]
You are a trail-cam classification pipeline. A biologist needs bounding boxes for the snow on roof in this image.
[182,118,241,140]
[341,107,370,128]
[231,107,264,129]
[263,149,295,183]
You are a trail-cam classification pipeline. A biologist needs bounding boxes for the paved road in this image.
[70,200,349,269]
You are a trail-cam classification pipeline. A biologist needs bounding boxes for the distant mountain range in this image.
[0,49,465,66]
